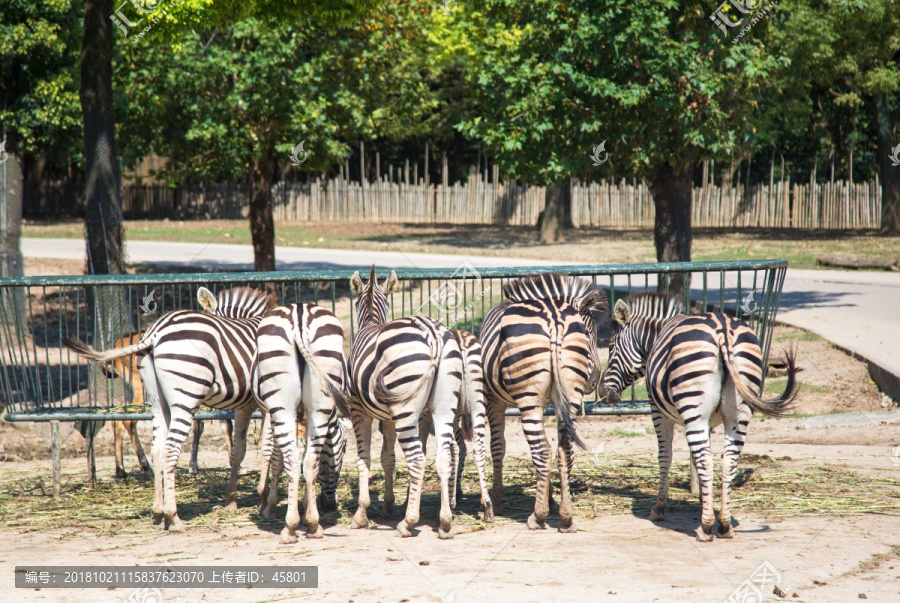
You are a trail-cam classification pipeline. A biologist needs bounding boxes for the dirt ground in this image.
[1,409,899,602]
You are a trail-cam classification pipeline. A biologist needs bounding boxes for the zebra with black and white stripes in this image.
[65,286,274,531]
[408,329,492,520]
[598,292,799,541]
[347,266,465,539]
[251,302,350,542]
[480,273,607,532]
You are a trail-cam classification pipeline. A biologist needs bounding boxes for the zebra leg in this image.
[126,420,151,474]
[302,406,330,538]
[556,408,577,533]
[161,402,196,532]
[649,409,675,522]
[520,404,551,530]
[448,420,461,510]
[433,409,456,539]
[719,386,750,539]
[687,421,716,542]
[224,408,253,512]
[317,413,346,512]
[114,421,127,478]
[141,358,167,526]
[189,419,204,475]
[257,411,273,509]
[395,413,429,538]
[263,435,284,522]
[380,421,397,518]
[485,397,506,512]
[350,413,373,529]
[223,419,234,467]
[470,405,493,521]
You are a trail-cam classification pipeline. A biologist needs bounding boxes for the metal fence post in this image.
[51,420,61,498]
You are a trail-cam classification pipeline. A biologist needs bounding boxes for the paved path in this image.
[21,238,900,399]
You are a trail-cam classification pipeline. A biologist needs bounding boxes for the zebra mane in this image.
[503,273,596,305]
[213,287,276,318]
[620,291,683,320]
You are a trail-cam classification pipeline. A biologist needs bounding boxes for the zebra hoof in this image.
[350,511,369,529]
[317,493,338,513]
[223,501,238,512]
[152,513,164,526]
[718,523,735,539]
[382,502,395,519]
[558,518,577,533]
[695,526,715,542]
[115,467,128,479]
[548,498,560,515]
[261,506,277,520]
[280,527,298,544]
[483,503,495,523]
[306,524,324,539]
[438,525,454,540]
[396,520,413,538]
[649,506,666,522]
[166,516,185,532]
[140,462,151,474]
[526,514,547,530]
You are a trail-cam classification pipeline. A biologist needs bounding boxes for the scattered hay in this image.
[0,452,896,535]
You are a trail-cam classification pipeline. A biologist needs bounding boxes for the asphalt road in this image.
[21,238,900,400]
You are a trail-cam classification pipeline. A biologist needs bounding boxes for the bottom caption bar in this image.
[15,566,317,588]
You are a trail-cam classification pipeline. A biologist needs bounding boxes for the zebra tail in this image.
[373,320,441,406]
[63,335,152,364]
[550,328,587,451]
[294,340,352,419]
[458,357,474,443]
[724,344,800,417]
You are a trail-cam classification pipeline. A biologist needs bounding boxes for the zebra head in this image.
[197,286,275,318]
[599,292,682,404]
[350,265,399,328]
[577,288,609,395]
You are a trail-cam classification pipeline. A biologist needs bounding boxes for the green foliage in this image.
[461,0,779,185]
[0,0,83,163]
[114,1,445,180]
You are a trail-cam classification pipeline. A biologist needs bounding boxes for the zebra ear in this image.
[384,270,399,293]
[197,287,217,313]
[579,290,609,321]
[613,299,631,327]
[350,271,364,296]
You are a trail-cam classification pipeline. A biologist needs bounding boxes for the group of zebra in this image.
[65,267,798,544]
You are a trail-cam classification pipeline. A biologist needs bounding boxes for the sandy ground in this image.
[1,413,899,603]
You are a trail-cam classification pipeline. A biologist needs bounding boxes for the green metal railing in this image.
[0,260,788,422]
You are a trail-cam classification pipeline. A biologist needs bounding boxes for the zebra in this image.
[347,265,465,539]
[399,329,493,520]
[64,286,274,531]
[598,292,799,541]
[480,273,607,532]
[251,302,350,542]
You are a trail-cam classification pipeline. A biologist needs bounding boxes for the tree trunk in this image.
[250,154,277,274]
[81,0,126,276]
[648,162,694,298]
[872,93,900,234]
[539,181,570,244]
[1,142,26,328]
